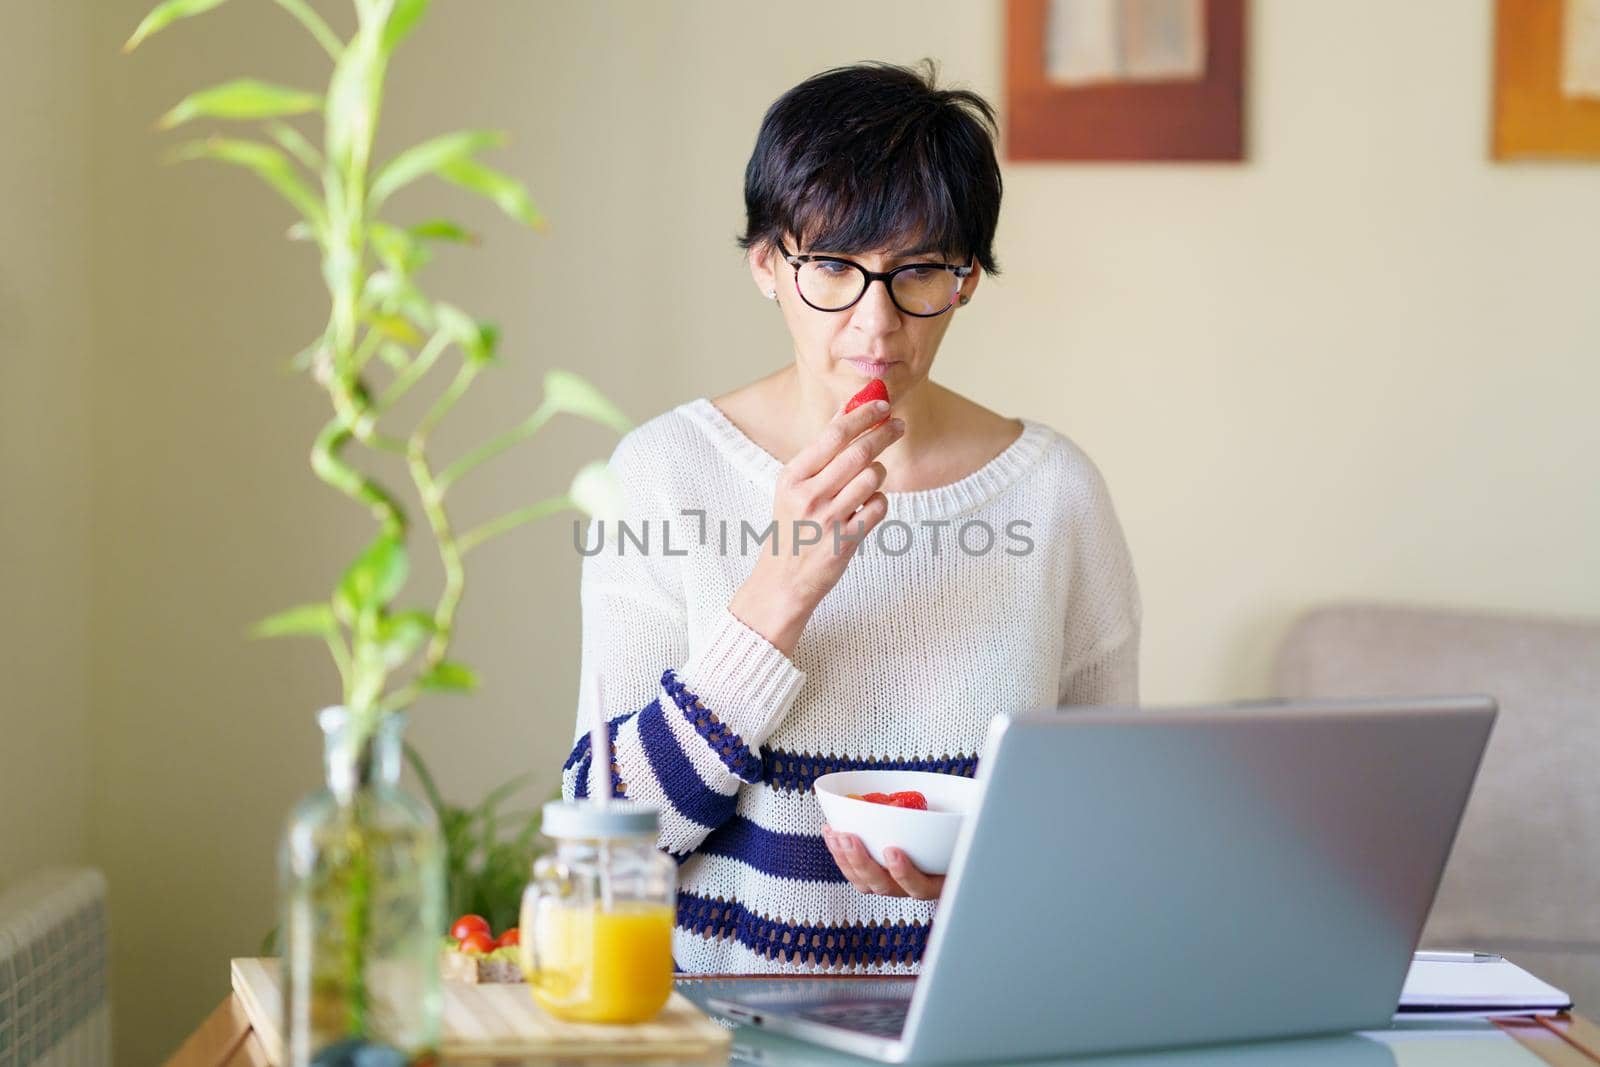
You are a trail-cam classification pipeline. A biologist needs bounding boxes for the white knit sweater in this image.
[561,396,1141,974]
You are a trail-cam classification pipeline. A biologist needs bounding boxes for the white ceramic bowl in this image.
[813,770,980,876]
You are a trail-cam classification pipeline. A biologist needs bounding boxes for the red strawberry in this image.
[846,790,927,810]
[844,378,890,415]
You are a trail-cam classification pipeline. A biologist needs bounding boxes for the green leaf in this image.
[360,264,432,325]
[368,222,414,267]
[542,370,631,432]
[366,311,423,347]
[474,773,536,834]
[251,602,336,638]
[271,0,343,57]
[265,120,321,170]
[336,534,409,614]
[511,806,545,851]
[377,609,434,668]
[409,219,477,244]
[371,130,504,209]
[367,222,436,281]
[123,0,232,52]
[417,661,479,692]
[403,742,447,813]
[382,0,430,51]
[433,303,497,364]
[568,460,623,523]
[467,323,499,364]
[413,757,556,935]
[170,138,326,231]
[438,158,545,229]
[290,333,330,372]
[159,78,322,129]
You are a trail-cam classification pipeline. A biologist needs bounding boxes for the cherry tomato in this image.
[459,930,496,955]
[450,914,491,942]
[495,927,520,949]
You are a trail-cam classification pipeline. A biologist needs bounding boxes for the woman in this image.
[562,62,1140,974]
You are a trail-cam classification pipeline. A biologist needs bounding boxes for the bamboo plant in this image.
[126,0,626,1043]
[125,0,625,742]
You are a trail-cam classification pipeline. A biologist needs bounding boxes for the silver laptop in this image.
[707,695,1497,1064]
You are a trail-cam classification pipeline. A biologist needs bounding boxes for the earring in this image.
[765,288,777,300]
[958,294,971,306]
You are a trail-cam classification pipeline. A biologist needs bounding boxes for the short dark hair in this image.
[739,60,1003,275]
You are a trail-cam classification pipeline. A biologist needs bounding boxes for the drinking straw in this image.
[589,675,615,911]
[589,675,612,807]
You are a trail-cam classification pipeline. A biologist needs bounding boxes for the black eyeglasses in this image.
[778,239,973,318]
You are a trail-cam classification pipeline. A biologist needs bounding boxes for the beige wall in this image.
[0,1,92,887]
[51,0,1600,1061]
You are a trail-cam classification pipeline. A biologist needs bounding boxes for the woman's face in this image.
[750,236,981,404]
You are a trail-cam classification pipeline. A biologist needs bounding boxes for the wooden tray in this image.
[231,958,731,1063]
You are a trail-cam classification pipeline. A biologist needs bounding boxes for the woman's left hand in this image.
[822,826,945,901]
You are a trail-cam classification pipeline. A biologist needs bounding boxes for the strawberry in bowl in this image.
[813,770,978,875]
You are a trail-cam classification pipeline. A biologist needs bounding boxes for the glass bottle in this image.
[520,800,677,1023]
[280,707,445,1067]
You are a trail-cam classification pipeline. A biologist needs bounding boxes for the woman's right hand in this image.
[728,398,904,656]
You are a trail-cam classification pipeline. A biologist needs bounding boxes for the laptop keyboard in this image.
[797,999,911,1038]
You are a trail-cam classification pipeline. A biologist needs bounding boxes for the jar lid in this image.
[541,799,659,839]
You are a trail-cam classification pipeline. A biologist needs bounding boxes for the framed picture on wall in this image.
[1005,0,1247,161]
[1493,0,1600,159]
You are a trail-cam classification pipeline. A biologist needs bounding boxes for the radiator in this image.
[0,869,110,1067]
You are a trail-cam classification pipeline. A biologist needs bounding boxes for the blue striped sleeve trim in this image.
[567,714,630,800]
[677,891,930,969]
[696,815,845,884]
[660,668,764,783]
[562,731,588,771]
[638,698,739,830]
[761,749,980,793]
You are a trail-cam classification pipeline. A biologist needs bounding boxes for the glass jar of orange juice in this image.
[520,799,676,1023]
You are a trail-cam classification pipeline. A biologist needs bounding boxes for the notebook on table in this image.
[1398,955,1572,1017]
